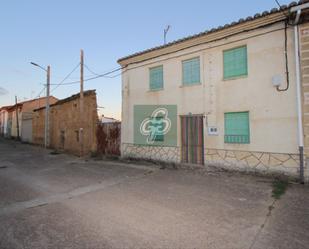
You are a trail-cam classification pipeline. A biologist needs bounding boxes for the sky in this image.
[0,0,293,120]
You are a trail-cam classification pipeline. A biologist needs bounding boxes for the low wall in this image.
[205,149,301,177]
[121,143,307,179]
[122,143,180,163]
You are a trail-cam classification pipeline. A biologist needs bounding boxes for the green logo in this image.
[134,105,177,146]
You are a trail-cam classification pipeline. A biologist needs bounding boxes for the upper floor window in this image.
[149,65,163,90]
[182,57,200,85]
[224,111,250,144]
[223,46,248,79]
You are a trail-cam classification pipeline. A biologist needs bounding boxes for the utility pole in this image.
[80,49,84,157]
[45,65,50,148]
[30,62,50,148]
[15,96,20,140]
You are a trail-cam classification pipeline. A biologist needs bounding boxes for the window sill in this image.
[148,88,164,92]
[180,83,202,88]
[223,74,248,81]
[224,142,250,145]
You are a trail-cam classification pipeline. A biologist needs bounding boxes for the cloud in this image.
[0,87,9,96]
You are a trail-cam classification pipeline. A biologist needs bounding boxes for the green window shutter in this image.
[153,116,164,142]
[182,57,200,85]
[149,66,163,90]
[224,46,248,79]
[224,112,250,144]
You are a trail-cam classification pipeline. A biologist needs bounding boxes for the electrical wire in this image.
[49,67,123,86]
[84,64,122,78]
[103,72,122,78]
[34,86,46,99]
[84,64,101,76]
[34,86,47,109]
[276,20,290,92]
[50,62,81,93]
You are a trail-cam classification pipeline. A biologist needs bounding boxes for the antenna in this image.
[164,25,171,45]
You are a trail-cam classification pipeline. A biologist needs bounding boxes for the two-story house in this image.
[118,1,309,181]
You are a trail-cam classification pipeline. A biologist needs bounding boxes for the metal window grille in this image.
[224,112,250,144]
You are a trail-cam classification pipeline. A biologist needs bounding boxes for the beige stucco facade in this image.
[119,9,309,179]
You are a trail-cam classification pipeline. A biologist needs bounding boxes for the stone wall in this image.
[32,109,45,145]
[22,96,58,113]
[121,143,305,178]
[205,149,300,177]
[122,143,180,163]
[33,90,98,156]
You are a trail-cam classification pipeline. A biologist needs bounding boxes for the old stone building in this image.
[33,90,98,156]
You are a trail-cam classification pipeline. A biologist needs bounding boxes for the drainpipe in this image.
[291,7,304,183]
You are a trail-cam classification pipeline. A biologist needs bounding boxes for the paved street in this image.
[0,138,308,249]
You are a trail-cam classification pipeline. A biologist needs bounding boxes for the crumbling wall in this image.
[33,90,98,155]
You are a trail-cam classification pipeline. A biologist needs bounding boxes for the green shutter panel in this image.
[182,57,200,85]
[149,66,163,90]
[154,117,164,142]
[224,46,248,79]
[224,112,250,144]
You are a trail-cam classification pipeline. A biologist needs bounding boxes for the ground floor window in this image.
[224,111,250,144]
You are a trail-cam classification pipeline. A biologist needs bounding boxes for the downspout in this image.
[292,9,304,183]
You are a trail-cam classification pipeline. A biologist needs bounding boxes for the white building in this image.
[0,106,11,137]
[118,2,309,180]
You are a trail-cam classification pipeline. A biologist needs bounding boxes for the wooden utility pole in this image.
[15,96,20,140]
[80,49,84,157]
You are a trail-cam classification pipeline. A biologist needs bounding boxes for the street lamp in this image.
[31,62,50,148]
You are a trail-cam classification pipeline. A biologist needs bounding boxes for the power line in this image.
[33,86,47,109]
[84,64,122,78]
[84,64,101,76]
[50,62,81,93]
[34,86,46,99]
[103,72,122,78]
[49,67,123,86]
